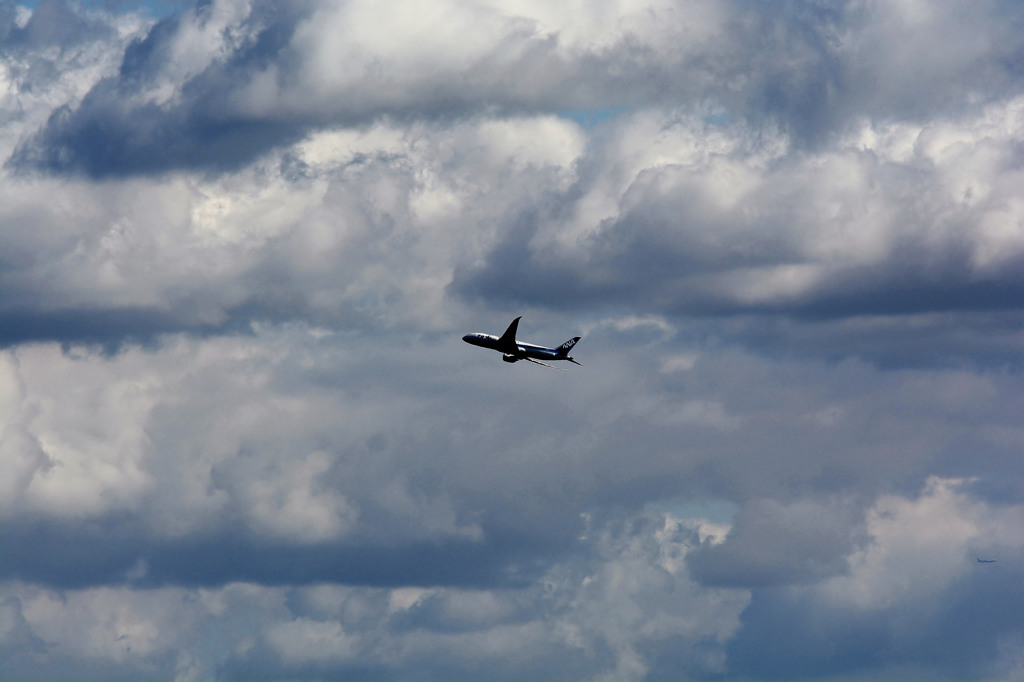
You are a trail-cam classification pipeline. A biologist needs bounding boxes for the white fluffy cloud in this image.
[820,477,1024,610]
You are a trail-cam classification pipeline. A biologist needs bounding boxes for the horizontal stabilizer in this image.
[525,357,566,370]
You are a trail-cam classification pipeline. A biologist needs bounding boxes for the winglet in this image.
[497,316,521,354]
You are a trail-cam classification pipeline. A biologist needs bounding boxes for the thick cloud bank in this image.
[2,1,1024,681]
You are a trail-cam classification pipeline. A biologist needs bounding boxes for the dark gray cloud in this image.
[727,588,890,679]
[0,306,244,350]
[727,557,1024,681]
[0,517,563,589]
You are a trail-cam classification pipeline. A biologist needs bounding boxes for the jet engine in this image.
[502,354,520,363]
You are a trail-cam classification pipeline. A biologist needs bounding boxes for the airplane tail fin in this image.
[556,337,580,357]
[497,316,521,354]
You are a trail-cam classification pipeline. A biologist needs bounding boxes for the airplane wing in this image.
[524,357,567,370]
[497,317,522,354]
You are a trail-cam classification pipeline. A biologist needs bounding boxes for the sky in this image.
[1,0,1023,680]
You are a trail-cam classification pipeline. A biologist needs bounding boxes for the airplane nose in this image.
[462,334,472,343]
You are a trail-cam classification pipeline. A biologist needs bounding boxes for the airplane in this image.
[463,316,581,369]
[977,557,997,563]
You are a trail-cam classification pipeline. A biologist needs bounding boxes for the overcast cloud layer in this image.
[2,1,1024,680]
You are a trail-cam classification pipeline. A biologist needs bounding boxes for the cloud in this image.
[1,508,749,682]
[4,1,1023,362]
[0,114,586,347]
[2,1,1024,680]
[726,478,1024,680]
[7,0,696,176]
[1,334,1022,676]
[454,101,1024,323]
[2,0,117,50]
[19,0,1021,178]
[686,496,866,588]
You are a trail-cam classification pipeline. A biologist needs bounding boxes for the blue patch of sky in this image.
[17,0,184,20]
[704,111,735,127]
[646,497,739,525]
[560,105,738,130]
[559,106,631,128]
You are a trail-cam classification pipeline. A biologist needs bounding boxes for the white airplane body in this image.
[463,316,581,369]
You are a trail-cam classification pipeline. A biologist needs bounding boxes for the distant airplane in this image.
[977,557,997,563]
[463,316,581,369]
